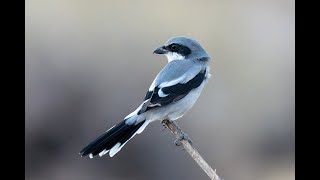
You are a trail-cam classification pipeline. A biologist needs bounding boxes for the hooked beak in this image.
[153,46,168,54]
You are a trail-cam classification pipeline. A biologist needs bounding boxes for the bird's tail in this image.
[80,119,149,158]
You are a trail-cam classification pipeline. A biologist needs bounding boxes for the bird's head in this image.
[153,36,210,62]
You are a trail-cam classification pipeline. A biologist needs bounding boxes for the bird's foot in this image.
[161,123,167,132]
[161,119,193,146]
[175,131,193,146]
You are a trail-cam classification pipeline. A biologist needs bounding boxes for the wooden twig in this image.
[162,119,222,180]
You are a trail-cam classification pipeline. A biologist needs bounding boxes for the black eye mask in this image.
[166,43,191,56]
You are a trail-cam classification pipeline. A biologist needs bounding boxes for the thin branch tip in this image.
[162,119,222,180]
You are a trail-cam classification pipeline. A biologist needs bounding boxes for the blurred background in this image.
[25,0,295,179]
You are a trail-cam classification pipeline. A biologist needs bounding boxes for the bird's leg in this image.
[161,123,167,132]
[162,119,193,146]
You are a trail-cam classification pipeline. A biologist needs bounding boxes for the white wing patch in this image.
[158,88,168,97]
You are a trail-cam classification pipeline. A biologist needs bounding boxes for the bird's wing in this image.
[137,60,207,115]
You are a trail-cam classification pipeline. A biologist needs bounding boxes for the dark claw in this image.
[161,123,167,131]
[174,131,193,146]
[175,137,183,146]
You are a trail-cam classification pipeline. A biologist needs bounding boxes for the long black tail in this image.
[80,120,146,158]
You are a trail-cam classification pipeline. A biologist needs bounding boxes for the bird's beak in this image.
[153,46,168,54]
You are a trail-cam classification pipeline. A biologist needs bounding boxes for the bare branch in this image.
[162,119,222,180]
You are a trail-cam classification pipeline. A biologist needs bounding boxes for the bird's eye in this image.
[169,44,179,51]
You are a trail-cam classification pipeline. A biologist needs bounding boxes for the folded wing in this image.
[138,69,207,115]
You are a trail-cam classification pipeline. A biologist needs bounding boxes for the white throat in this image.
[165,52,185,62]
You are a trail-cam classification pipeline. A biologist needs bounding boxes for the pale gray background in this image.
[26,0,295,179]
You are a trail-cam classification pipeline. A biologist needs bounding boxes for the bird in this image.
[79,36,212,158]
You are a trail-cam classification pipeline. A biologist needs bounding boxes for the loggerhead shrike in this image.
[80,36,212,158]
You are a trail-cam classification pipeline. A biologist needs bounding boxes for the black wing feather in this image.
[138,69,206,114]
